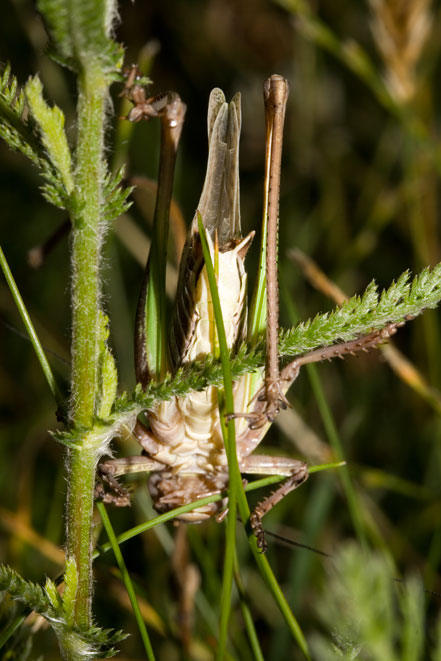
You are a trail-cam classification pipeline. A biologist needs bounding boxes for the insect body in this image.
[99,76,399,550]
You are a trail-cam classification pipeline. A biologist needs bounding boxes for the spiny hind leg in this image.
[233,322,402,430]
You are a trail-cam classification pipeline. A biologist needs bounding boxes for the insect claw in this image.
[215,508,229,523]
[250,511,268,552]
[249,416,268,430]
[96,464,133,507]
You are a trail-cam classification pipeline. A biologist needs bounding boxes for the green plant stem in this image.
[198,216,310,660]
[66,65,109,629]
[70,68,107,426]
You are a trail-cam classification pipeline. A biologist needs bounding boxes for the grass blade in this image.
[0,244,64,408]
[97,502,156,661]
[197,213,241,660]
[198,214,310,659]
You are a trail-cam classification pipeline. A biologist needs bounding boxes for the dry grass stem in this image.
[369,0,432,102]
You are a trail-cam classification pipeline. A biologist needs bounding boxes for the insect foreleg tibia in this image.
[134,86,186,385]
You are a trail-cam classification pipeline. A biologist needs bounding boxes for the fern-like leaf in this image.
[0,65,71,210]
[0,565,51,615]
[0,64,40,164]
[279,265,441,356]
[102,166,133,226]
[111,263,441,420]
[0,563,126,659]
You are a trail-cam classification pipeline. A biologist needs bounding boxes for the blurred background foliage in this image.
[1,0,441,658]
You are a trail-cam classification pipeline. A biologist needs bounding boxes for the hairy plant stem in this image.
[66,66,109,629]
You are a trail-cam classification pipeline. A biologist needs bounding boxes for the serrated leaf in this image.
[102,166,133,224]
[96,311,118,419]
[0,565,51,615]
[0,64,70,210]
[44,578,62,610]
[113,262,441,419]
[62,557,78,625]
[25,75,74,200]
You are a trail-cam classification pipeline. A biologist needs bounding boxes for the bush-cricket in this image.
[98,73,401,551]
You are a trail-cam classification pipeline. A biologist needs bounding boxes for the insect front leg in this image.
[239,455,308,552]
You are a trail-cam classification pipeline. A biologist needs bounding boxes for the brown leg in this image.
[235,322,402,432]
[280,322,403,383]
[240,454,308,552]
[261,75,290,424]
[96,454,166,506]
[227,75,290,429]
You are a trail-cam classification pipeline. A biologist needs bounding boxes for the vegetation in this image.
[0,0,440,658]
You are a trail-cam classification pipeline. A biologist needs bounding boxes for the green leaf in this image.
[102,166,133,225]
[62,557,79,626]
[25,75,74,199]
[96,311,118,419]
[0,565,51,615]
[0,64,69,209]
[0,563,126,659]
[111,262,441,422]
[0,63,39,164]
[44,578,62,611]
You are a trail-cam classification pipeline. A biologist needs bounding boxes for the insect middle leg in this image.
[97,454,167,506]
[238,454,308,552]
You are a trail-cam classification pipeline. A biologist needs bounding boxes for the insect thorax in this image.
[148,470,229,522]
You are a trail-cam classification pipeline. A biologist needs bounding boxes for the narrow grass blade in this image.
[0,244,64,408]
[234,557,264,661]
[96,502,156,661]
[197,213,241,660]
[199,214,310,659]
[93,476,292,560]
[0,613,27,649]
